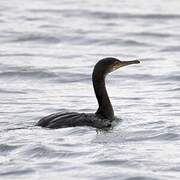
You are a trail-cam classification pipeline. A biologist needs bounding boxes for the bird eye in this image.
[114,61,119,65]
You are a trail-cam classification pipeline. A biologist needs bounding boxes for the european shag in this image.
[36,57,140,129]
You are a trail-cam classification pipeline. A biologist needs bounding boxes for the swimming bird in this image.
[36,57,140,129]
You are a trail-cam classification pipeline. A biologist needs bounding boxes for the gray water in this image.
[0,0,180,179]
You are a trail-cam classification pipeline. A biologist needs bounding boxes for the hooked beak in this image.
[114,59,140,70]
[121,60,140,67]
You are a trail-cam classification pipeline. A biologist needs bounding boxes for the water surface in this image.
[0,0,180,179]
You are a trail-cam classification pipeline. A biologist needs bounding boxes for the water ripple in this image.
[0,67,58,79]
[0,1,180,180]
[11,34,61,44]
[29,9,180,20]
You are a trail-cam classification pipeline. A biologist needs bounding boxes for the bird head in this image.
[95,57,140,75]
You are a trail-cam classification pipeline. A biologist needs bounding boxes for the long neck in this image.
[92,69,114,120]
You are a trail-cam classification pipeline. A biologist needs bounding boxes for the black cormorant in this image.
[36,57,140,129]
